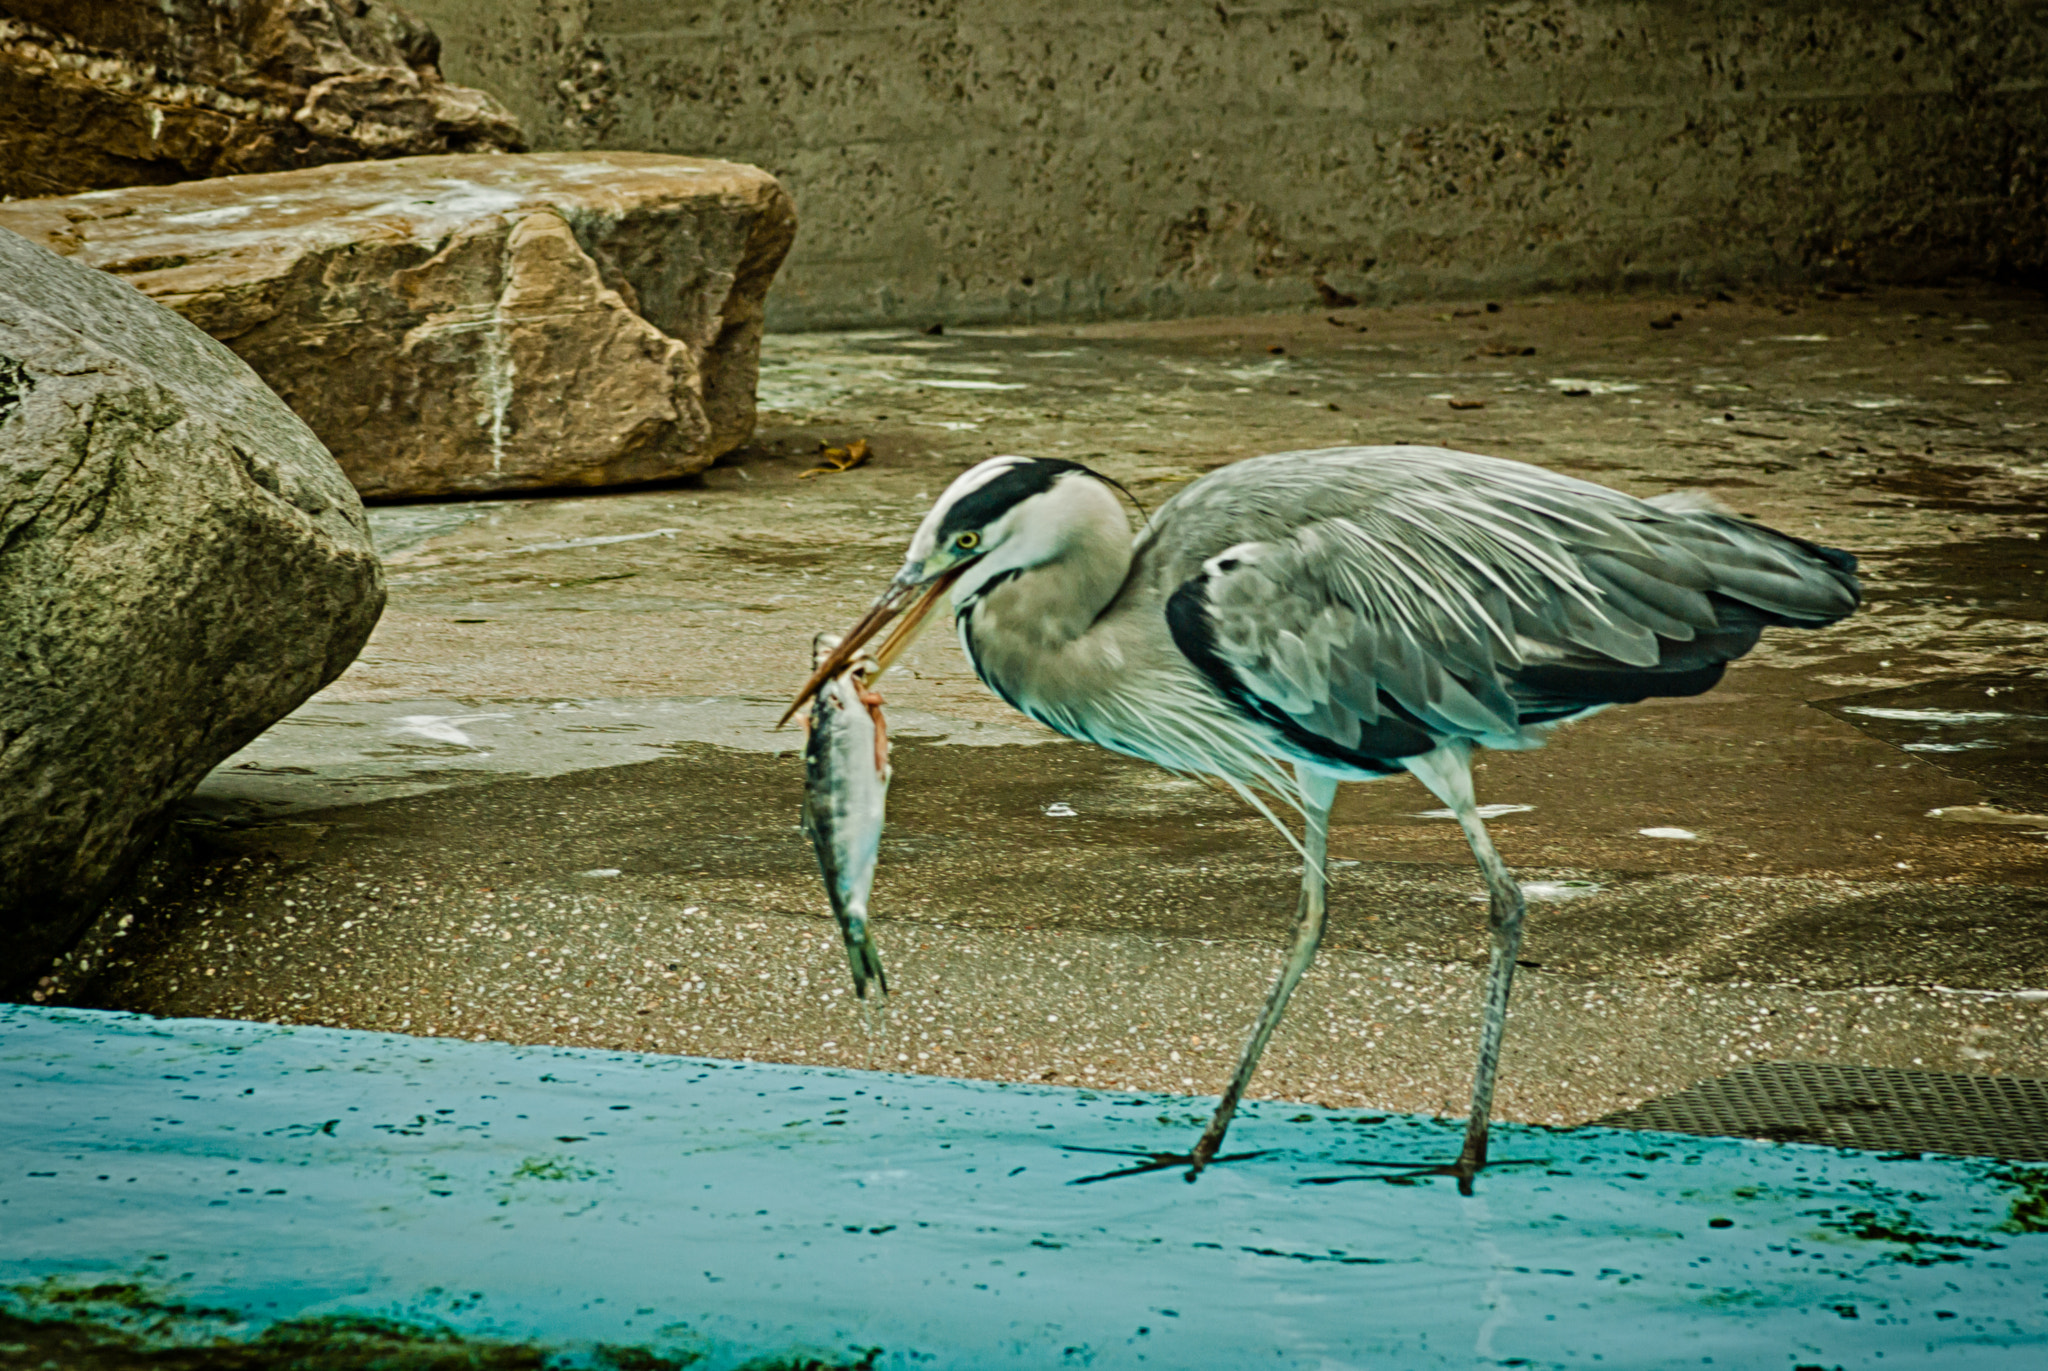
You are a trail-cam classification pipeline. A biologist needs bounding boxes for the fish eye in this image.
[955,531,980,549]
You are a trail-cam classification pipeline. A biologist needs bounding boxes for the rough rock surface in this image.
[0,228,384,990]
[0,153,798,498]
[0,0,524,200]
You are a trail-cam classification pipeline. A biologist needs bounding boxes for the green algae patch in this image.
[6,1276,245,1328]
[732,1351,881,1371]
[592,1346,704,1370]
[255,1314,552,1368]
[511,1155,600,1183]
[1994,1166,2048,1234]
[1820,1209,2005,1263]
[0,1308,554,1370]
[0,1283,707,1370]
[1793,1174,2021,1267]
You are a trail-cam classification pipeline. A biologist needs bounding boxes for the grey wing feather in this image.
[1145,446,1860,764]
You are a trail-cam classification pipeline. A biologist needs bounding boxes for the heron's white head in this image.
[900,456,1131,607]
[781,456,1129,724]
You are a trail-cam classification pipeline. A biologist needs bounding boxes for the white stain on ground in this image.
[755,332,1023,412]
[1412,803,1534,820]
[1547,378,1640,394]
[403,528,683,565]
[1842,706,2017,724]
[389,714,514,747]
[1468,880,1603,904]
[1637,827,1699,840]
[1927,805,2048,828]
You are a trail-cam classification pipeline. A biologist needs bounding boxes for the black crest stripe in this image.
[936,459,1093,541]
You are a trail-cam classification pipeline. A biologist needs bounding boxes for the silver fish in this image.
[801,633,890,998]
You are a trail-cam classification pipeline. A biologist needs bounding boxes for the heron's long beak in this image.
[779,564,970,726]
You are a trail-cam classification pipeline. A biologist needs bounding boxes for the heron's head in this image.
[781,456,1123,723]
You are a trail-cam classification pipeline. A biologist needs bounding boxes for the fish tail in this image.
[841,912,889,1000]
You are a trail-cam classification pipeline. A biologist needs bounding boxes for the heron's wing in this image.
[1147,446,1859,765]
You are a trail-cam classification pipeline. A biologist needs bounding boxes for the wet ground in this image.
[37,286,2048,1132]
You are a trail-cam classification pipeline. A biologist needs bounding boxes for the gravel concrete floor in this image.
[43,287,2048,1135]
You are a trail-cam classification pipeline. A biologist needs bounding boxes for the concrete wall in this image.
[401,1,2047,330]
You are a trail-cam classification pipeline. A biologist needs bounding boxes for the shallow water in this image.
[1822,672,2048,812]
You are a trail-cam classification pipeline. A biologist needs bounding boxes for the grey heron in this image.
[785,444,1860,1192]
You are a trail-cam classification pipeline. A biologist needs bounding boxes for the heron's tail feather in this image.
[1640,495,1862,626]
[1508,506,1860,718]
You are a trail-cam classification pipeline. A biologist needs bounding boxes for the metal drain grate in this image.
[1596,1062,2048,1161]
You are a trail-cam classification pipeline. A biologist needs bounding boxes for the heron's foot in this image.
[1299,1156,1546,1194]
[1061,1144,1272,1185]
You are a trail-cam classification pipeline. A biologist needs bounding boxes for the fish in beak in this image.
[779,563,970,726]
[799,634,891,998]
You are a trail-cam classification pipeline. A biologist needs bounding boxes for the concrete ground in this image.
[46,286,2048,1137]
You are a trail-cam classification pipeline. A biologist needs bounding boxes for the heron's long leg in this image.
[1448,802,1526,1196]
[1403,742,1528,1196]
[1186,768,1339,1180]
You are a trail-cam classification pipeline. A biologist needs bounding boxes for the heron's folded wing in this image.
[1153,446,1860,761]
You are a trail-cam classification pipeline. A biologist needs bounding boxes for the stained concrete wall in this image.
[401,1,2047,329]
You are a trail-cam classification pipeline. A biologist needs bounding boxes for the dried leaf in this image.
[797,438,872,479]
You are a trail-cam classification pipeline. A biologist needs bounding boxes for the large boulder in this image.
[0,152,799,498]
[0,227,384,991]
[0,0,523,199]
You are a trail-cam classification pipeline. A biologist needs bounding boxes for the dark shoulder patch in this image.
[937,459,1093,541]
[1168,571,1427,774]
[1164,574,1227,689]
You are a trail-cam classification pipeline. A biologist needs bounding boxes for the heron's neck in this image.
[981,535,1128,647]
[951,481,1304,824]
[955,483,1134,707]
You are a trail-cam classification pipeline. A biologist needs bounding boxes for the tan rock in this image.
[0,152,798,497]
[0,0,523,199]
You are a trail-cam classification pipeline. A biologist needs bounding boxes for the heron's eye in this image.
[955,531,980,550]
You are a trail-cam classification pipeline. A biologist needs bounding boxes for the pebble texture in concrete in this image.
[403,0,2048,327]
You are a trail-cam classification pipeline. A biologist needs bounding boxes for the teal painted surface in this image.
[2,1005,2044,1368]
